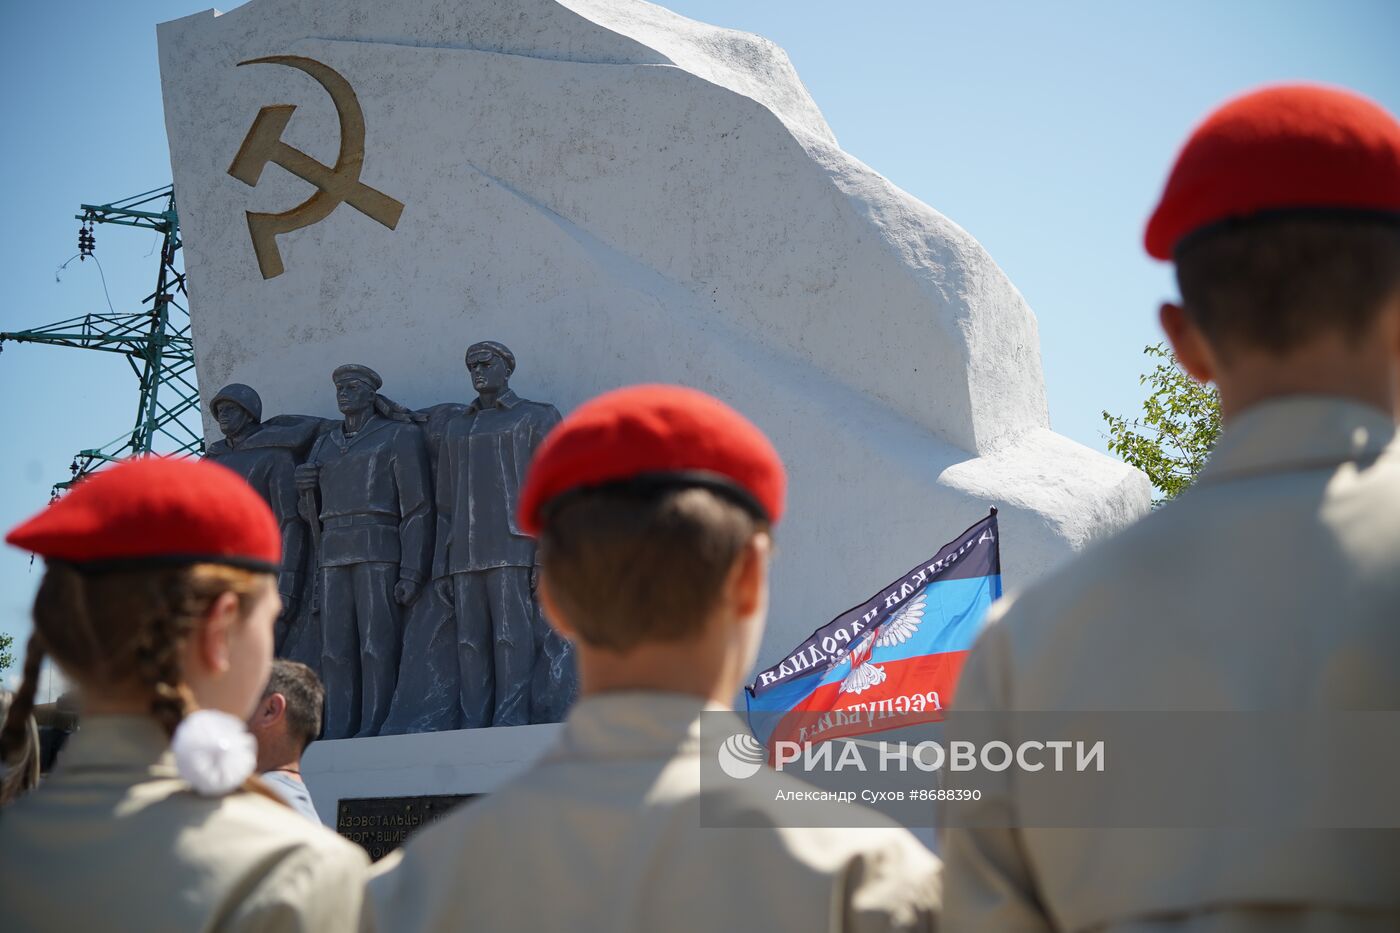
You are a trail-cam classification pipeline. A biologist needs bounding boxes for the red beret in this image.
[5,456,281,573]
[1145,84,1400,260]
[518,384,786,536]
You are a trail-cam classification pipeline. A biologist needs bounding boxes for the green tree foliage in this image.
[0,631,13,674]
[1103,343,1221,504]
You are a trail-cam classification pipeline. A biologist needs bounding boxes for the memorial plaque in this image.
[336,793,476,860]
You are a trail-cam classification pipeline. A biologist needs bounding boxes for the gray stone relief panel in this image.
[208,342,577,740]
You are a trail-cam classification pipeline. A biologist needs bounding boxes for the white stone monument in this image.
[158,0,1149,826]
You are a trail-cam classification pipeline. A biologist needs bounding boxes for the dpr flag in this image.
[745,509,1001,749]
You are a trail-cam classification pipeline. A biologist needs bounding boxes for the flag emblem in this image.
[746,510,1001,749]
[836,592,927,695]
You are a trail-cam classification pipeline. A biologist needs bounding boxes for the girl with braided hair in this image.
[0,456,369,932]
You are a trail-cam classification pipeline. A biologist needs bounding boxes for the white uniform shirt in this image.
[942,396,1400,932]
[369,691,941,932]
[0,715,369,932]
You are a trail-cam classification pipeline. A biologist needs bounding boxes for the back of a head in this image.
[263,659,325,752]
[1175,219,1400,359]
[1,457,284,798]
[539,486,766,651]
[1146,84,1400,361]
[518,384,787,654]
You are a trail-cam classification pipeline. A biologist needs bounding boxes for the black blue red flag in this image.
[745,509,1001,748]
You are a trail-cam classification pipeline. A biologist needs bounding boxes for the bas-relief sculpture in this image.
[206,342,576,739]
[205,384,326,670]
[432,342,574,727]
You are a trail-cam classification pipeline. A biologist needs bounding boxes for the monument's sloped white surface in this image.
[158,0,1149,668]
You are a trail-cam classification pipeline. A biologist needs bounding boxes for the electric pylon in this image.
[0,185,202,494]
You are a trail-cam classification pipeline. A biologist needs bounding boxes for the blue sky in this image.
[2,0,1398,686]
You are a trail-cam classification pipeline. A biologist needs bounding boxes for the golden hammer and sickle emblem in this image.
[227,55,404,279]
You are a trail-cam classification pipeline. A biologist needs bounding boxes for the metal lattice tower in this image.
[0,185,202,494]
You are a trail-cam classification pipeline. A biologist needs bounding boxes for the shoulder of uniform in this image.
[441,411,471,432]
[709,773,940,903]
[210,800,371,930]
[248,441,298,461]
[710,770,920,838]
[65,781,369,877]
[988,501,1177,633]
[384,418,427,441]
[821,824,942,925]
[517,398,560,416]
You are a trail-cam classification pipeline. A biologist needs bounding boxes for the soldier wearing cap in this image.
[942,86,1400,930]
[0,457,369,931]
[299,363,433,738]
[431,340,571,727]
[205,383,309,650]
[368,384,942,932]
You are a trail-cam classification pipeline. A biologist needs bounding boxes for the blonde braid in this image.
[133,571,200,739]
[0,634,46,804]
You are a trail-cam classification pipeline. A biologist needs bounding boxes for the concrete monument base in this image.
[301,724,562,828]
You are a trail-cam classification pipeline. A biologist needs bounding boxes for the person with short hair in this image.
[368,384,942,931]
[0,457,370,932]
[249,658,325,821]
[942,84,1400,931]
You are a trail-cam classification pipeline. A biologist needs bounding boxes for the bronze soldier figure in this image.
[206,383,308,651]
